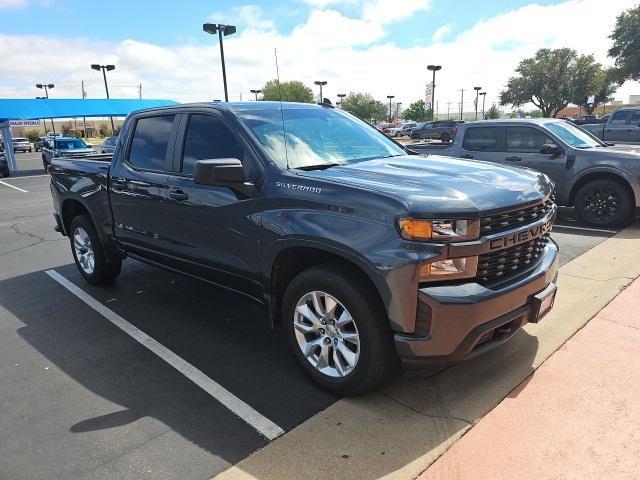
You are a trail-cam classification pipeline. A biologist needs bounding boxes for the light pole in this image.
[36,83,56,133]
[314,80,327,103]
[473,86,482,120]
[446,102,451,120]
[91,64,116,133]
[250,89,262,101]
[396,102,402,122]
[387,95,395,123]
[203,23,237,102]
[427,65,442,121]
[337,93,346,108]
[459,89,465,120]
[479,92,487,118]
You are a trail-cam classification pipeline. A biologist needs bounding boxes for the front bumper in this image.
[395,239,559,369]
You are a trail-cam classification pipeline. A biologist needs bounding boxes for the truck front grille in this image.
[480,198,554,236]
[477,234,550,285]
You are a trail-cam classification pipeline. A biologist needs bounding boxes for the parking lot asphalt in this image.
[0,174,630,480]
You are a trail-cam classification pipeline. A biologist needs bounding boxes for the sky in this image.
[0,0,639,114]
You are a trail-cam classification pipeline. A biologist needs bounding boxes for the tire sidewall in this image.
[69,215,111,284]
[574,180,632,228]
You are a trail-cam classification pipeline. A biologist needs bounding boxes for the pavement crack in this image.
[562,273,636,282]
[602,317,640,331]
[375,389,472,426]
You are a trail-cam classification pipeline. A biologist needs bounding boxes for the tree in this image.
[529,110,543,118]
[608,4,640,82]
[486,105,501,119]
[500,48,605,118]
[25,130,41,143]
[261,80,314,103]
[341,92,387,122]
[574,67,618,115]
[403,100,430,122]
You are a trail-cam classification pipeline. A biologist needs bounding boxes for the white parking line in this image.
[45,269,285,441]
[5,174,50,180]
[553,224,618,234]
[0,180,29,193]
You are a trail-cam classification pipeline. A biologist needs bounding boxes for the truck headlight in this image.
[419,256,478,282]
[398,218,479,242]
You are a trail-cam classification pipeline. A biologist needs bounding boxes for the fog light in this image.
[419,256,478,282]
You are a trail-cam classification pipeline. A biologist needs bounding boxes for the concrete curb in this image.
[214,225,640,480]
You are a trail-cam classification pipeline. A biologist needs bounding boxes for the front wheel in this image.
[282,264,397,396]
[70,214,122,285]
[574,179,634,228]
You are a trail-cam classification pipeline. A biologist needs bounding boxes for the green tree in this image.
[486,105,501,119]
[608,4,640,82]
[500,48,605,118]
[25,130,41,143]
[403,100,430,121]
[341,92,387,122]
[529,110,543,118]
[99,123,110,137]
[261,80,314,103]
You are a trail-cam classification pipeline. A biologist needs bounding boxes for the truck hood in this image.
[594,144,640,156]
[57,148,96,155]
[301,155,554,216]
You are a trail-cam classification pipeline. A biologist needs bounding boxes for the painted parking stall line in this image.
[0,180,29,193]
[45,269,285,441]
[553,224,618,234]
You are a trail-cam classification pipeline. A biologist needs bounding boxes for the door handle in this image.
[505,156,522,162]
[461,154,474,159]
[169,190,189,201]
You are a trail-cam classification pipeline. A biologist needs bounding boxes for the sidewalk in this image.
[419,276,640,480]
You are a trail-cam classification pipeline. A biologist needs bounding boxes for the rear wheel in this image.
[440,133,451,143]
[282,264,397,396]
[70,214,122,285]
[574,179,634,228]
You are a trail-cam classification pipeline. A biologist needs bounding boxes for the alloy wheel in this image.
[73,227,95,274]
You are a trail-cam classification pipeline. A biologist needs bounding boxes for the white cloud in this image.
[362,0,431,24]
[432,23,454,42]
[0,0,638,113]
[0,0,27,10]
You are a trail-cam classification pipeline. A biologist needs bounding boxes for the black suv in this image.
[410,120,463,142]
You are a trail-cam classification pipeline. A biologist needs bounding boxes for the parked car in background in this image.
[101,136,118,154]
[0,151,9,177]
[581,107,640,144]
[46,132,62,138]
[48,101,559,395]
[12,137,32,153]
[408,118,640,227]
[410,120,463,143]
[34,136,49,152]
[376,122,394,134]
[570,115,599,125]
[388,122,418,137]
[41,136,96,169]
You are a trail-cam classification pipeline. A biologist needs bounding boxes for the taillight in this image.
[46,165,55,174]
[452,126,458,135]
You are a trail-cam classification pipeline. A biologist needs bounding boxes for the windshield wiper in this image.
[295,162,343,171]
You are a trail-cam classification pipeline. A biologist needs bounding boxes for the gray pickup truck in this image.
[409,118,640,228]
[581,107,640,144]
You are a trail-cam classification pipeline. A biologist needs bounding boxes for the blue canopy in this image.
[0,98,178,122]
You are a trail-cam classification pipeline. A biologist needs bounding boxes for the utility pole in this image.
[479,92,487,118]
[138,83,142,99]
[473,86,482,120]
[459,89,465,120]
[447,102,451,120]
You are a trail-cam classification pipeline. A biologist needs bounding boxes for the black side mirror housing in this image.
[539,143,562,156]
[194,158,245,186]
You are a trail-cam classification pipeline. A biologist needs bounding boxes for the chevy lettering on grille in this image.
[489,218,554,251]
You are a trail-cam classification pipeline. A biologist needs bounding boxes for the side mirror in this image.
[539,143,562,156]
[194,158,245,186]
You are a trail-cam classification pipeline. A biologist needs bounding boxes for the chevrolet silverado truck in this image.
[409,118,640,228]
[42,136,96,170]
[49,102,559,395]
[581,107,640,144]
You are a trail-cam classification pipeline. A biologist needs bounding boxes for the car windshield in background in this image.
[56,139,87,150]
[546,121,603,149]
[237,107,405,169]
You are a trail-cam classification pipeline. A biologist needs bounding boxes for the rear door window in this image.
[506,127,552,153]
[128,115,176,171]
[630,110,640,125]
[463,127,499,151]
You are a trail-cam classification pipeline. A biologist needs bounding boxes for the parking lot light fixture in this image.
[91,64,116,133]
[36,83,56,133]
[314,81,327,103]
[479,92,487,118]
[474,86,482,120]
[427,65,442,121]
[337,93,346,108]
[387,95,395,123]
[250,89,262,101]
[203,23,237,102]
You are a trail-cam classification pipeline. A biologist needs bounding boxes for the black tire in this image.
[69,214,122,285]
[282,263,398,396]
[440,133,451,143]
[411,133,419,140]
[574,179,634,228]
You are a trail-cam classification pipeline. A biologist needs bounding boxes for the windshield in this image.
[237,106,405,169]
[545,121,604,148]
[55,139,88,150]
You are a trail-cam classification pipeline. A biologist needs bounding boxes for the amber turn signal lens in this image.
[398,219,433,241]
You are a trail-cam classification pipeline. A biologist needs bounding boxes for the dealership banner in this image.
[425,82,433,109]
[9,120,41,127]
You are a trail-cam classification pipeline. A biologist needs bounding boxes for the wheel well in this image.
[568,172,635,207]
[270,247,384,325]
[61,199,90,234]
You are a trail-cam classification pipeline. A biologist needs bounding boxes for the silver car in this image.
[12,137,32,153]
